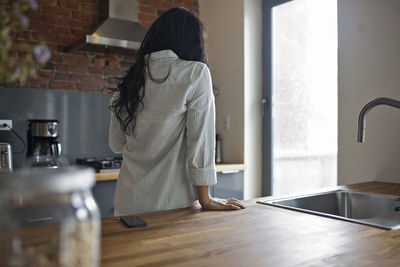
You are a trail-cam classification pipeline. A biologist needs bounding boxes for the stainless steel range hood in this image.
[69,0,147,56]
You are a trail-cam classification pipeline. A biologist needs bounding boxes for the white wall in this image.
[244,0,263,198]
[200,0,263,198]
[338,0,400,185]
[199,0,245,164]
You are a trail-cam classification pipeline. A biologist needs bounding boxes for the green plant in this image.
[0,0,50,84]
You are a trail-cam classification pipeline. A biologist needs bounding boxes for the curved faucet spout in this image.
[358,97,400,143]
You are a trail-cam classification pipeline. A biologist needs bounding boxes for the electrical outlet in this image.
[0,120,12,131]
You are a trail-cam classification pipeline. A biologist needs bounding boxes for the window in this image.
[265,0,338,195]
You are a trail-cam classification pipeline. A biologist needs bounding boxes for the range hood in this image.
[68,0,147,56]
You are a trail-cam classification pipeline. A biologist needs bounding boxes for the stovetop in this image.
[76,157,122,173]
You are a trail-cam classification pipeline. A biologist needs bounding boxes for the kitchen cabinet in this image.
[211,171,244,200]
[92,180,116,218]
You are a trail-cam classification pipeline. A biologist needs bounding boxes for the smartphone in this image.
[120,215,148,228]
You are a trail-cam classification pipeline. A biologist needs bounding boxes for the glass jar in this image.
[0,167,100,267]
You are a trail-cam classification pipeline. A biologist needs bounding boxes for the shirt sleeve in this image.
[186,65,217,186]
[108,93,126,154]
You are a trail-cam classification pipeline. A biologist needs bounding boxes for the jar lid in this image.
[0,166,95,194]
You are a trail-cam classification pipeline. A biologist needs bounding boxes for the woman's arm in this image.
[186,65,245,211]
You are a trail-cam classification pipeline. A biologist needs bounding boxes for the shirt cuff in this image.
[189,167,217,186]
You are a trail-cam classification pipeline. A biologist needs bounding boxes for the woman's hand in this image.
[200,197,246,210]
[195,186,246,211]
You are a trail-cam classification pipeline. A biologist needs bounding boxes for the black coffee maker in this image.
[27,120,62,168]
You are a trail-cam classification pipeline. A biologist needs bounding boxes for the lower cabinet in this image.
[92,180,116,218]
[93,171,244,218]
[210,171,244,200]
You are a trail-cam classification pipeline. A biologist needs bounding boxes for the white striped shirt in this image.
[109,50,217,216]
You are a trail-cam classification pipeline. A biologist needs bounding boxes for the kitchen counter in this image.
[100,182,400,266]
[95,163,245,182]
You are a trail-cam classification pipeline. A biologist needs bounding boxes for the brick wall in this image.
[11,0,198,93]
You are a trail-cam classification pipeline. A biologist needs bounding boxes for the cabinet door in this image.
[212,171,244,200]
[92,180,116,218]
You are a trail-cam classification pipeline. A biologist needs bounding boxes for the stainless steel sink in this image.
[257,190,400,230]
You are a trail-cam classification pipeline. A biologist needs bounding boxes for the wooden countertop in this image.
[101,182,400,266]
[95,163,245,182]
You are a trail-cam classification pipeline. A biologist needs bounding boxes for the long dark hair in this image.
[110,7,207,135]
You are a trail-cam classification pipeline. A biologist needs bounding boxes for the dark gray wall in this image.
[0,87,119,168]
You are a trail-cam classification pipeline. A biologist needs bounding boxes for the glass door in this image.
[263,0,338,195]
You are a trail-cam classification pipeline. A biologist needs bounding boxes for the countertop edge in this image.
[95,163,245,182]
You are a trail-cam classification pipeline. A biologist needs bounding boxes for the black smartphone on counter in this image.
[120,215,148,228]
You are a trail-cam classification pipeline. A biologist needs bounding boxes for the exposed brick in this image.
[71,10,98,22]
[38,0,57,6]
[142,22,153,29]
[54,72,68,80]
[82,75,106,84]
[39,69,53,78]
[106,59,120,68]
[59,0,79,9]
[140,0,172,9]
[54,64,70,72]
[42,6,71,17]
[55,72,81,81]
[138,13,154,22]
[50,80,77,90]
[55,16,69,26]
[69,64,88,74]
[10,0,199,94]
[105,68,123,77]
[45,43,57,52]
[52,26,70,35]
[62,55,91,65]
[15,31,30,40]
[80,2,99,13]
[92,58,106,67]
[56,45,68,53]
[66,18,93,29]
[178,0,198,7]
[29,13,58,25]
[55,35,78,45]
[70,29,89,38]
[139,6,157,15]
[50,54,63,63]
[76,82,105,92]
[80,0,98,3]
[31,31,57,43]
[29,22,51,33]
[42,62,54,70]
[88,66,104,75]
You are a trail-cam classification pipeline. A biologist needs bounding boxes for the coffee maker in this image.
[27,120,62,168]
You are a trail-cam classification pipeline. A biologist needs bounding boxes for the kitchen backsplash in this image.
[0,87,117,168]
[4,0,198,94]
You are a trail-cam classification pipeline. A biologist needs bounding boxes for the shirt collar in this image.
[147,50,179,62]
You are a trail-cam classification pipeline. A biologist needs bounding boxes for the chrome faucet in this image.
[357,97,400,143]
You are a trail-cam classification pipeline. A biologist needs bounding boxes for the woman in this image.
[109,7,246,215]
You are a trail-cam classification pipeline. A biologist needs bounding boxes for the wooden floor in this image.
[100,182,400,266]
